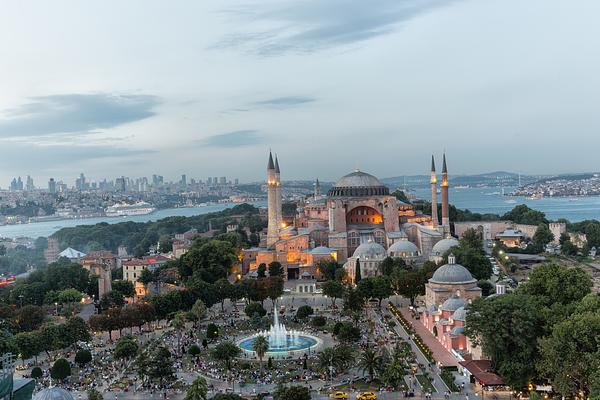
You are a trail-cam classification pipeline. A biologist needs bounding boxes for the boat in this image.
[528,193,543,200]
[105,201,156,217]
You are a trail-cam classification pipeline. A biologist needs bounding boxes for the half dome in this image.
[441,294,467,311]
[34,388,74,400]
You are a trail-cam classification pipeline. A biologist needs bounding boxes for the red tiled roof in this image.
[459,360,504,386]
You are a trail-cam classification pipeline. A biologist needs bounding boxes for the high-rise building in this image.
[219,176,226,185]
[234,178,239,185]
[26,175,34,191]
[181,174,187,187]
[75,173,87,190]
[213,177,218,185]
[115,176,126,192]
[207,177,213,185]
[48,178,56,194]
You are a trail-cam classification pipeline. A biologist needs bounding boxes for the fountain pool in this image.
[237,309,320,356]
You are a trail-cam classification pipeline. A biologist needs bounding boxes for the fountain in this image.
[238,306,320,357]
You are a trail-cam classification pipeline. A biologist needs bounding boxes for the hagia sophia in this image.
[242,151,485,358]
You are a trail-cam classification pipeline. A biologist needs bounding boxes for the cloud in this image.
[253,96,315,108]
[199,130,265,148]
[0,93,160,138]
[0,142,155,171]
[214,0,456,56]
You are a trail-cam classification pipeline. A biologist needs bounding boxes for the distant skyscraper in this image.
[213,177,218,185]
[207,177,213,185]
[115,176,126,192]
[234,178,239,185]
[75,173,86,190]
[26,175,34,191]
[219,176,226,185]
[48,178,56,194]
[181,174,187,187]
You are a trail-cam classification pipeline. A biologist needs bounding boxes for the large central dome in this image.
[328,170,390,197]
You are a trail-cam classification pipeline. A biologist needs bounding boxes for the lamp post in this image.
[18,294,24,308]
[54,302,58,315]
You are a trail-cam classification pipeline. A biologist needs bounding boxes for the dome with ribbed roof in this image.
[441,294,467,311]
[430,254,475,284]
[388,240,420,257]
[328,170,389,197]
[452,306,467,321]
[34,388,74,400]
[431,237,459,257]
[310,246,332,255]
[353,240,386,261]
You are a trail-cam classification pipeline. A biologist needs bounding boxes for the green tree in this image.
[212,341,241,370]
[268,261,283,277]
[206,323,219,340]
[65,316,91,343]
[559,233,578,256]
[147,346,175,385]
[321,280,345,307]
[115,335,138,359]
[188,344,201,357]
[213,278,232,312]
[296,305,314,320]
[354,259,362,283]
[56,288,82,304]
[172,311,187,352]
[87,389,103,400]
[50,358,71,380]
[74,349,92,365]
[244,302,266,318]
[343,285,364,312]
[359,347,383,381]
[185,376,209,400]
[209,394,243,400]
[99,290,125,310]
[519,263,592,306]
[465,294,545,388]
[14,305,46,332]
[502,205,547,225]
[381,359,406,389]
[530,224,554,253]
[256,263,267,278]
[337,323,361,343]
[30,367,43,379]
[477,280,494,297]
[537,310,600,398]
[13,331,42,363]
[391,268,424,306]
[273,385,311,400]
[252,335,269,372]
[319,260,344,281]
[370,276,393,308]
[112,280,135,298]
[191,299,208,326]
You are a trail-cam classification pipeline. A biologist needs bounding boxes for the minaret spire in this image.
[441,153,450,232]
[274,154,282,229]
[266,151,279,247]
[430,155,439,228]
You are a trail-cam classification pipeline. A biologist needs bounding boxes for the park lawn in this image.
[415,374,437,393]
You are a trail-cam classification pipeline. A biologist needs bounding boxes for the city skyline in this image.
[2,0,600,184]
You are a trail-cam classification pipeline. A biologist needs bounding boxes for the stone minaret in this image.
[267,151,279,248]
[314,178,321,199]
[430,155,439,228]
[441,153,450,230]
[274,155,282,229]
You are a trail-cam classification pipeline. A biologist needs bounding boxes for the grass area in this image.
[440,369,460,392]
[416,374,437,393]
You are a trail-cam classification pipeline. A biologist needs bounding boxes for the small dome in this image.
[449,326,465,335]
[430,257,475,284]
[452,306,467,321]
[431,237,459,256]
[388,240,420,257]
[328,170,389,197]
[310,246,332,255]
[34,388,74,400]
[441,294,467,311]
[353,240,386,260]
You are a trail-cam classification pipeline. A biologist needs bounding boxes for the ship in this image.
[105,201,156,217]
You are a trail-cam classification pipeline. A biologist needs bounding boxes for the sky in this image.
[1,0,600,187]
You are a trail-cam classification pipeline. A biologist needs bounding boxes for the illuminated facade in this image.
[244,152,455,282]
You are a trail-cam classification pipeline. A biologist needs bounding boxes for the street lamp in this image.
[55,302,58,315]
[18,295,24,308]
